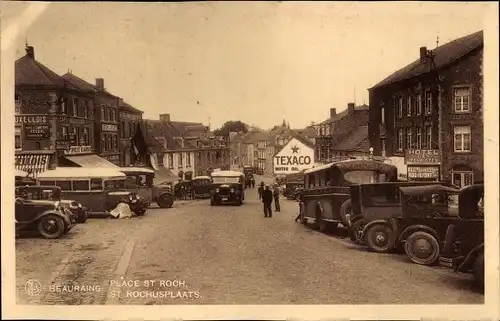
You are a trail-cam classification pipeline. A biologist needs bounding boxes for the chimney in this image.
[159,114,170,122]
[420,46,428,61]
[95,78,104,90]
[347,103,355,114]
[25,46,35,59]
[330,108,336,118]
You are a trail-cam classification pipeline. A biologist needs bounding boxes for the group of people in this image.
[257,181,280,218]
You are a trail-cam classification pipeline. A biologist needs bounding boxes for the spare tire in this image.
[339,199,352,226]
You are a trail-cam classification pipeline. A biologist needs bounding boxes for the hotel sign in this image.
[64,145,92,155]
[407,166,440,180]
[102,124,118,132]
[405,149,441,165]
[15,115,48,124]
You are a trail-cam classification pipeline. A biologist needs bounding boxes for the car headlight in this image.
[54,201,60,209]
[215,188,219,193]
[230,188,235,193]
[70,201,79,209]
[78,203,82,208]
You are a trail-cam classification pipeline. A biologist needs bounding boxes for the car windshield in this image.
[212,177,240,184]
[104,179,125,190]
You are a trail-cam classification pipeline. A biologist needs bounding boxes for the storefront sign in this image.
[102,124,118,132]
[407,166,440,180]
[25,125,50,139]
[58,116,89,125]
[405,149,441,165]
[273,138,315,174]
[15,115,48,124]
[64,145,92,155]
[55,140,70,150]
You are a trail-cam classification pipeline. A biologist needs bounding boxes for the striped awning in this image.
[15,154,50,178]
[64,154,119,168]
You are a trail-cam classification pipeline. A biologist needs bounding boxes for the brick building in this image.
[368,31,483,187]
[14,45,118,176]
[119,99,143,166]
[314,103,370,164]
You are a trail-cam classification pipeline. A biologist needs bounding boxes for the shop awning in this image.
[15,153,51,178]
[154,167,181,185]
[64,154,119,168]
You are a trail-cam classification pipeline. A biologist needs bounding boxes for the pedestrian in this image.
[251,177,255,188]
[262,185,273,218]
[258,182,264,200]
[273,183,280,212]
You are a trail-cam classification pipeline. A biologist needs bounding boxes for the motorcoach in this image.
[119,167,175,208]
[210,170,245,206]
[191,176,213,199]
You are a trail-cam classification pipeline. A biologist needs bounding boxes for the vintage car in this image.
[346,181,456,244]
[36,167,149,217]
[358,184,461,265]
[210,170,245,206]
[15,191,75,239]
[191,176,213,199]
[119,167,175,208]
[439,184,484,288]
[15,185,88,223]
[297,159,398,233]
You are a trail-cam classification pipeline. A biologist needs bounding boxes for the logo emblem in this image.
[25,279,42,296]
[291,145,299,153]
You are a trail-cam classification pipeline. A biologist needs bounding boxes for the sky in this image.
[1,1,491,129]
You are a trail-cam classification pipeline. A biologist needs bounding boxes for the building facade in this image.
[119,99,143,166]
[368,31,483,187]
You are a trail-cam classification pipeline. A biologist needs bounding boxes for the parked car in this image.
[174,180,193,200]
[191,176,212,199]
[15,185,88,223]
[210,170,245,206]
[283,182,304,200]
[359,184,461,266]
[346,181,457,244]
[119,167,175,208]
[439,184,485,289]
[15,192,74,239]
[36,167,149,217]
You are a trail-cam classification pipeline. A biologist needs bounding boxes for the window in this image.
[101,105,105,120]
[113,135,118,150]
[121,121,126,137]
[344,171,385,184]
[83,127,89,145]
[72,98,78,116]
[62,126,68,141]
[168,154,174,168]
[101,134,106,152]
[15,94,21,114]
[380,139,386,157]
[15,126,22,150]
[425,91,432,114]
[426,125,432,149]
[454,87,471,113]
[111,109,116,122]
[416,94,422,115]
[90,178,103,190]
[416,127,422,149]
[61,99,67,114]
[406,128,412,149]
[453,125,471,152]
[398,97,403,118]
[381,107,385,125]
[107,134,112,151]
[55,180,72,191]
[397,128,403,151]
[407,96,412,116]
[452,172,474,188]
[178,153,183,168]
[83,101,89,118]
[186,153,192,167]
[72,180,90,191]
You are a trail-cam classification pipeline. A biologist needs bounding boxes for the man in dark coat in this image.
[258,181,264,200]
[262,185,273,217]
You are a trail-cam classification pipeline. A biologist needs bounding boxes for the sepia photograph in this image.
[1,1,499,320]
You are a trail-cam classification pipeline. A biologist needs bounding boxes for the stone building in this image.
[118,99,143,166]
[368,30,483,186]
[14,45,116,176]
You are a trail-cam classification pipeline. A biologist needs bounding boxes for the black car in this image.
[210,170,245,206]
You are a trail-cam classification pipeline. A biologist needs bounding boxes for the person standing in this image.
[258,181,264,200]
[262,185,273,217]
[273,183,281,212]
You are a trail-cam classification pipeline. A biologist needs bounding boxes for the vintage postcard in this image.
[1,1,499,320]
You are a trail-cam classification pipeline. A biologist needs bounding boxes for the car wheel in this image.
[350,218,366,244]
[366,223,396,253]
[76,210,88,224]
[157,194,173,208]
[404,231,440,266]
[339,199,352,226]
[37,215,66,239]
[473,252,484,290]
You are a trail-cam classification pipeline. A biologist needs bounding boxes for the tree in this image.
[213,120,249,137]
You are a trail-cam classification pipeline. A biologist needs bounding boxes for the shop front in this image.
[405,149,441,182]
[15,151,56,178]
[60,145,119,168]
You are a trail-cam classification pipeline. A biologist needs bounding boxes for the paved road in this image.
[15,175,483,305]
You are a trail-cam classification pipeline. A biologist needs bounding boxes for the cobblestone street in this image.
[15,176,483,305]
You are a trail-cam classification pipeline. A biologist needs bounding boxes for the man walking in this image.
[258,181,264,200]
[262,185,273,217]
[272,183,281,212]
